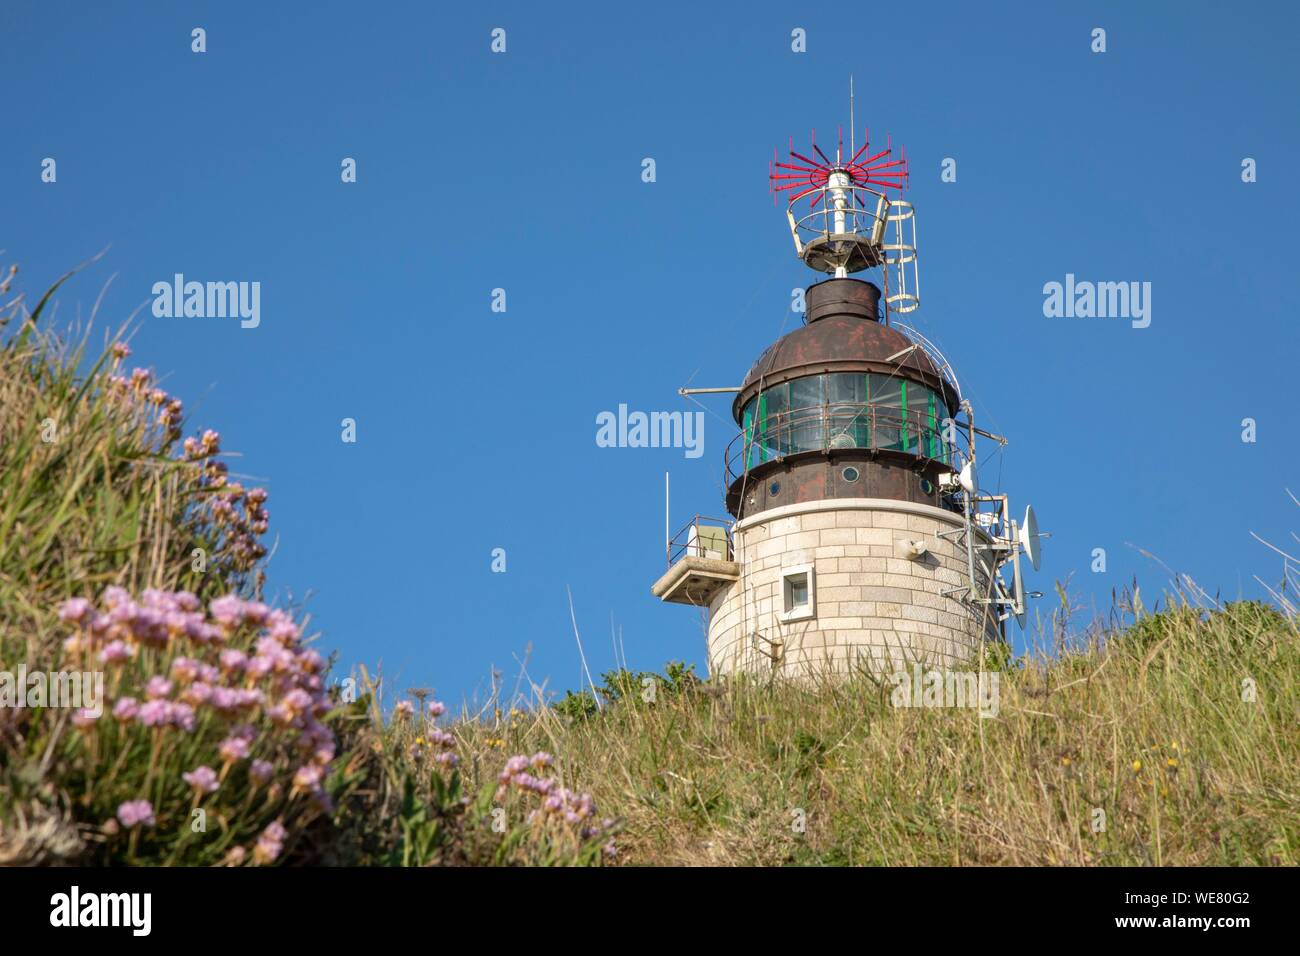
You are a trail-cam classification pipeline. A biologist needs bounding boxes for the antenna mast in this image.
[769,107,920,313]
[849,76,855,163]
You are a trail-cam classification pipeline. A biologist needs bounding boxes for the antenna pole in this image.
[665,471,670,562]
[849,75,855,161]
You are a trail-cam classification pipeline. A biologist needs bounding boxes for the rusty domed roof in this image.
[733,279,956,421]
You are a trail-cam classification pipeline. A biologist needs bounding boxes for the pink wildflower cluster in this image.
[116,799,156,829]
[403,697,459,768]
[179,430,269,570]
[59,587,338,826]
[105,345,269,574]
[183,765,220,793]
[496,752,615,850]
[253,820,288,865]
[105,362,184,438]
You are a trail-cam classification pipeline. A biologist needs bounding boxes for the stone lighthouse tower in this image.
[653,121,1042,679]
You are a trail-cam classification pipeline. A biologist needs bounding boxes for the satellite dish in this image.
[958,460,977,496]
[1019,505,1041,571]
[1012,552,1027,628]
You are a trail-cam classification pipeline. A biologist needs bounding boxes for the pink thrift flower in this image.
[209,595,244,626]
[137,699,171,727]
[172,656,201,683]
[108,601,139,626]
[265,820,287,842]
[253,821,286,865]
[180,682,213,706]
[241,601,269,625]
[219,736,251,762]
[113,697,140,721]
[145,676,173,699]
[394,700,414,720]
[502,755,529,778]
[167,702,197,732]
[183,766,220,793]
[267,616,299,643]
[58,597,92,624]
[427,700,447,717]
[530,751,554,770]
[102,585,131,609]
[292,764,324,793]
[236,688,264,710]
[245,655,274,679]
[117,800,155,828]
[98,640,133,664]
[250,760,274,785]
[281,688,312,717]
[210,687,240,712]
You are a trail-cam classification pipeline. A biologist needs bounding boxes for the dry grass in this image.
[422,598,1298,866]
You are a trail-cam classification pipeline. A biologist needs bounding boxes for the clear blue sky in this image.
[5,1,1297,707]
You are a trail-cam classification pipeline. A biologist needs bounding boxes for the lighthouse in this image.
[653,119,1042,679]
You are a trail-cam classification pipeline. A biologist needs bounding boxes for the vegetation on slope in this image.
[1,266,1296,866]
[436,598,1296,865]
[0,267,611,866]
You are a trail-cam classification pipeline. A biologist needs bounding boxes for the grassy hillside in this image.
[433,599,1297,865]
[1,267,1296,866]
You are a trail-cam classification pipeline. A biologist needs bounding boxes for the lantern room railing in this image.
[724,403,957,487]
[783,181,920,313]
[788,181,890,255]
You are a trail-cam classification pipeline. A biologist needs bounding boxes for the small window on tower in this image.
[779,564,816,623]
[788,575,808,606]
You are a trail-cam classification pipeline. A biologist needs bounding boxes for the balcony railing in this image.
[666,514,734,567]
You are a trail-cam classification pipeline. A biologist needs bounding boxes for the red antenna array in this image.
[769,128,910,207]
